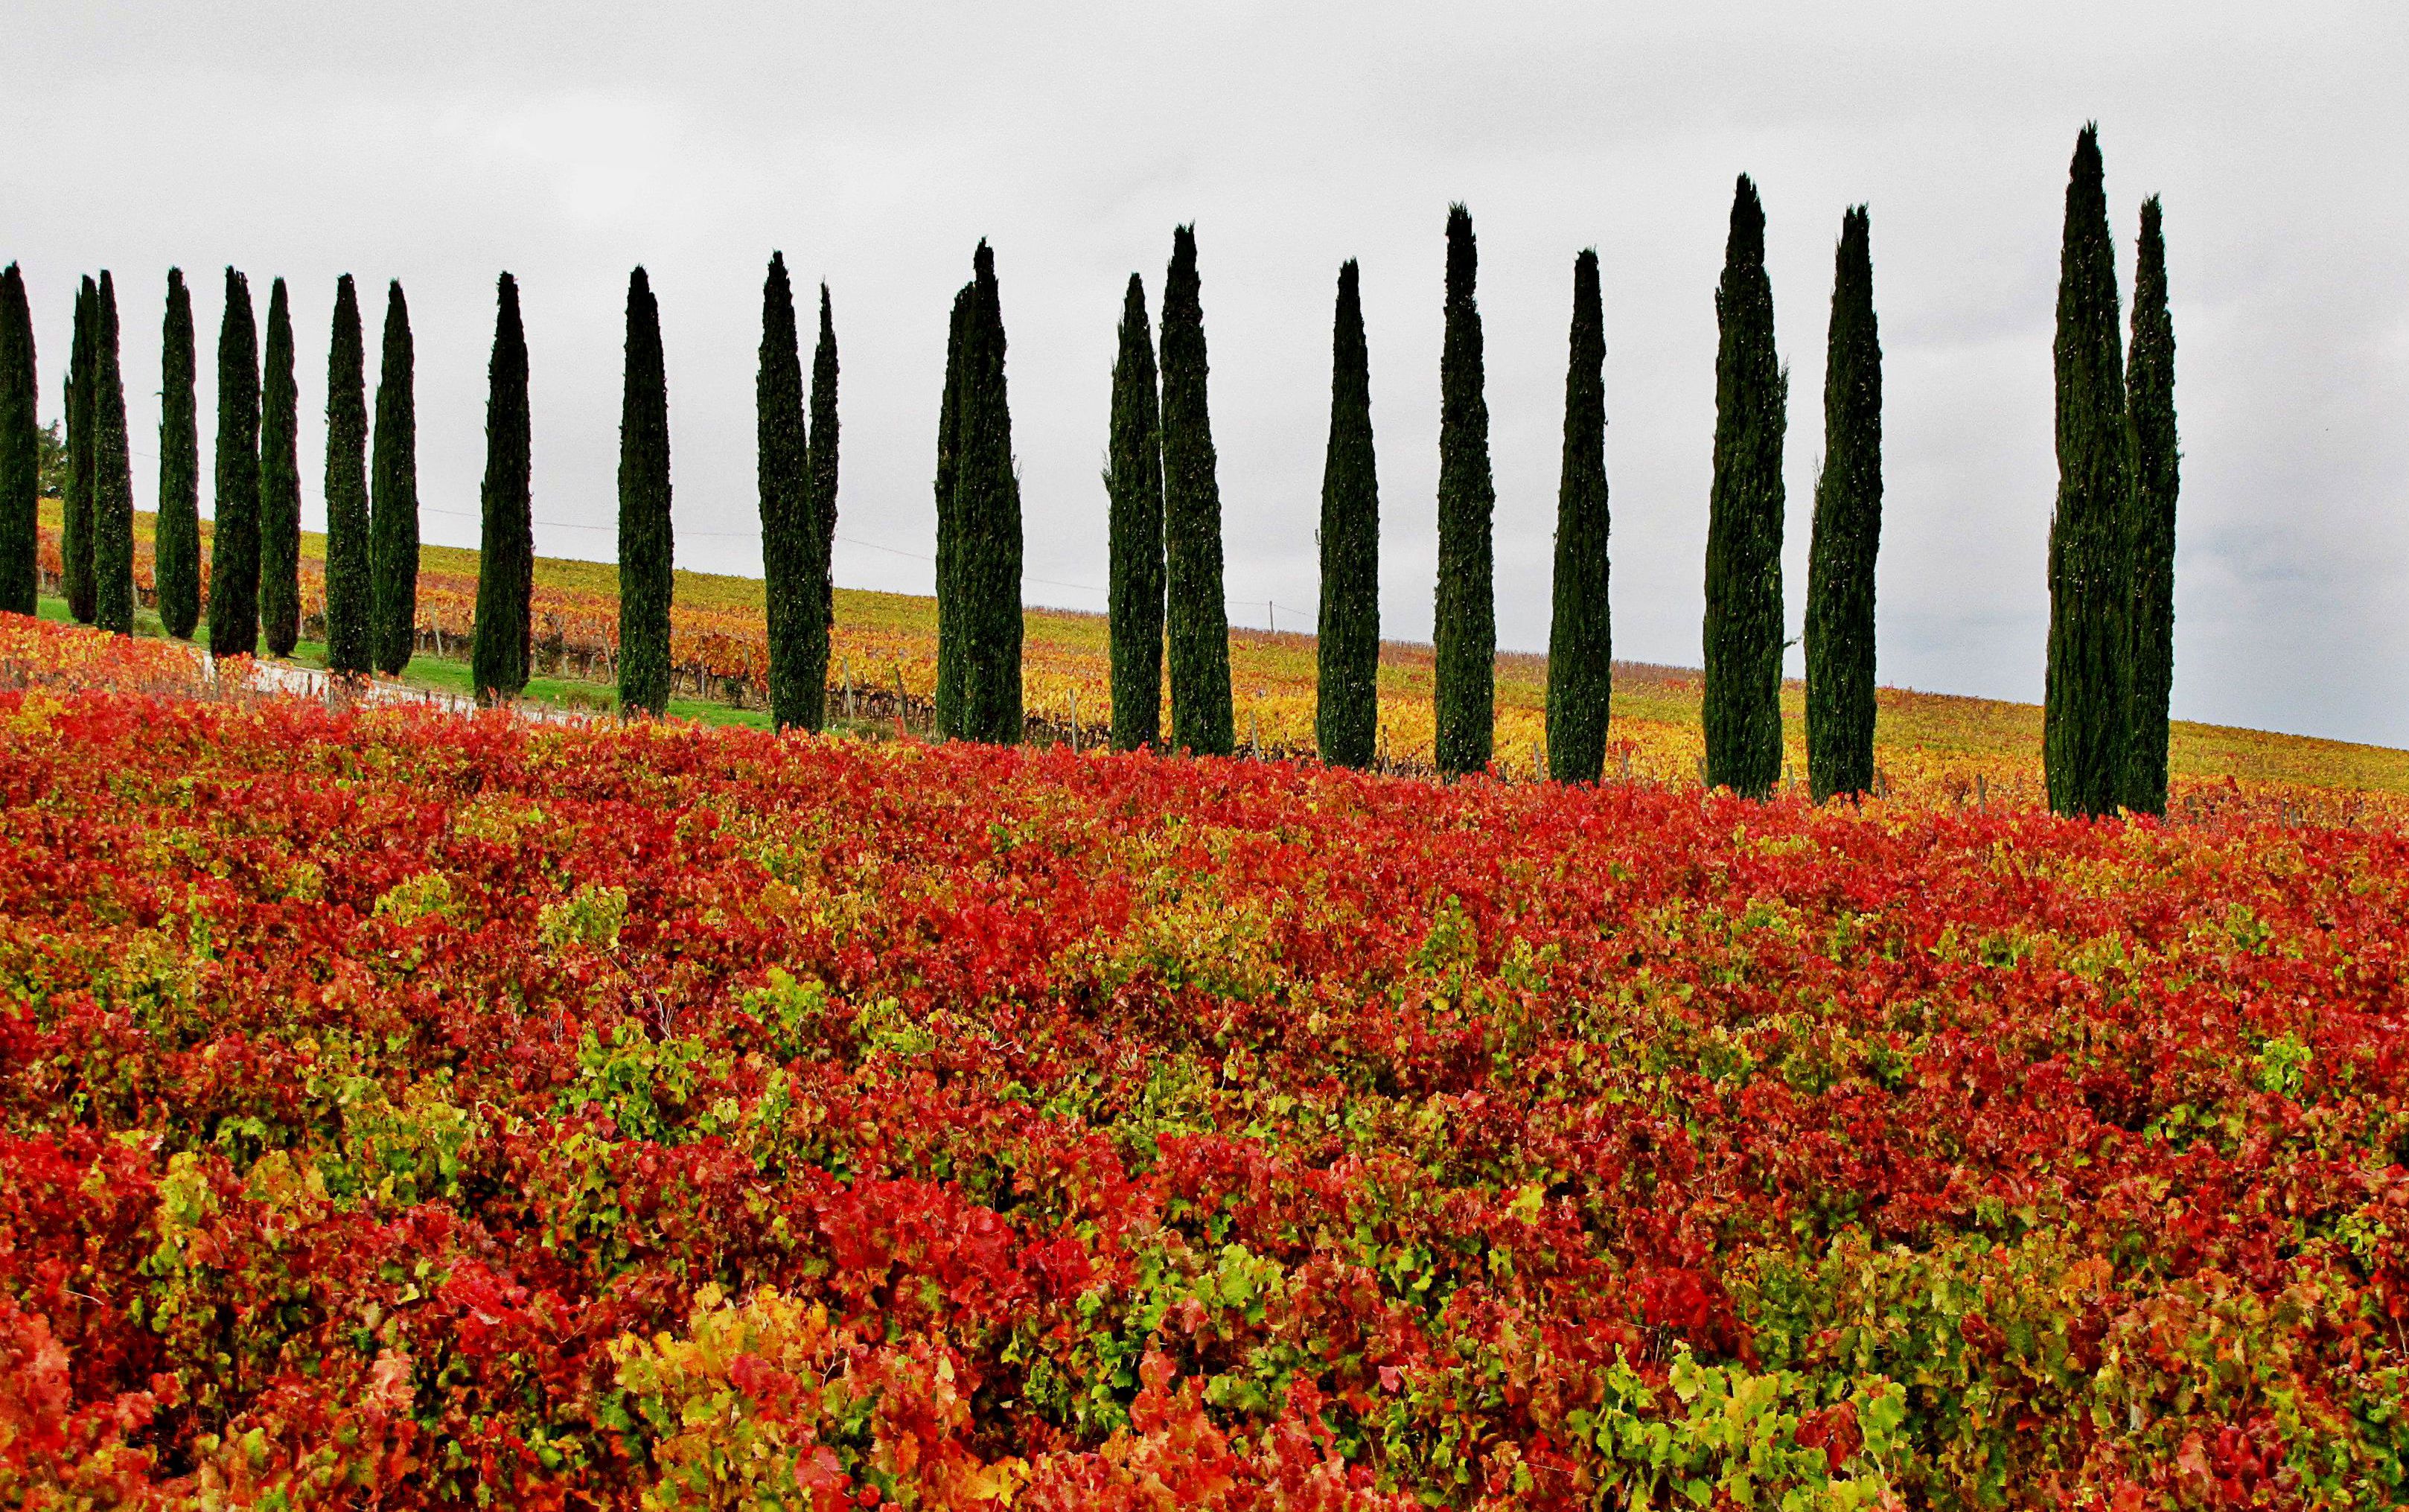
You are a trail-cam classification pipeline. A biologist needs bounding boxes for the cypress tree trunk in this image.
[322,275,372,674]
[1702,175,1788,800]
[371,282,419,675]
[1435,205,1497,776]
[617,267,674,718]
[1106,272,1166,752]
[933,285,970,739]
[64,278,95,623]
[2121,197,2178,817]
[1546,249,1611,783]
[472,273,533,702]
[258,278,301,657]
[156,269,201,637]
[1805,206,1883,803]
[954,242,1023,744]
[1316,259,1379,768]
[2043,125,2132,818]
[758,253,814,730]
[1159,225,1233,756]
[810,284,840,636]
[206,269,261,658]
[89,274,136,634]
[0,264,36,616]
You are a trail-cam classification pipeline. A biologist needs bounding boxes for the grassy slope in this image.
[48,501,2409,798]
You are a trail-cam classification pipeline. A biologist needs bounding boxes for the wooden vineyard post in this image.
[1068,689,1080,754]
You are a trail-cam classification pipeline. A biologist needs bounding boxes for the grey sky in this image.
[8,2,2406,744]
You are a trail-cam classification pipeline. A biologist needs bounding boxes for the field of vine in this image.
[2,610,2408,1508]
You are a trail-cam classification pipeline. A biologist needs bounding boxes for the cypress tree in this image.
[0,264,36,616]
[1702,175,1788,799]
[758,253,814,729]
[322,275,372,674]
[617,267,674,718]
[1106,272,1166,751]
[1805,206,1883,803]
[371,282,419,674]
[89,273,135,634]
[953,242,1023,744]
[206,269,261,658]
[2043,125,2131,818]
[1159,225,1233,756]
[1435,205,1497,776]
[2121,196,2179,816]
[471,273,533,702]
[63,278,95,623]
[1546,249,1612,783]
[932,284,970,739]
[810,285,840,633]
[1316,259,1379,768]
[156,269,201,637]
[258,279,301,657]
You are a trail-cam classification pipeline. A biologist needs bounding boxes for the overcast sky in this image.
[7,2,2406,744]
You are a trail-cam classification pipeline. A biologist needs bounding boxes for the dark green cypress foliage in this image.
[1435,205,1497,776]
[2043,125,2132,819]
[810,285,840,634]
[371,282,419,674]
[322,275,372,674]
[1159,225,1233,756]
[2121,196,2178,817]
[1546,249,1612,783]
[156,270,201,637]
[617,267,674,718]
[1315,260,1379,768]
[64,278,96,623]
[0,264,36,616]
[207,269,261,658]
[89,274,135,634]
[757,253,814,730]
[1702,176,1788,800]
[1805,206,1883,803]
[932,285,970,739]
[953,242,1023,744]
[471,273,533,702]
[1105,273,1165,752]
[258,278,301,657]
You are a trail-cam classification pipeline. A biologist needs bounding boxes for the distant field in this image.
[42,502,2409,808]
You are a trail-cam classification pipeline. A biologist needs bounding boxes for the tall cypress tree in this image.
[0,264,36,616]
[258,279,301,657]
[472,273,533,702]
[1435,205,1497,776]
[617,267,674,718]
[156,270,201,637]
[371,282,419,674]
[1316,259,1379,768]
[2121,195,2179,816]
[1159,225,1233,756]
[758,253,815,729]
[1106,273,1166,751]
[63,278,96,623]
[322,275,372,674]
[2043,125,2131,819]
[1547,249,1612,783]
[1805,206,1883,803]
[810,284,840,635]
[1703,175,1788,799]
[954,242,1023,744]
[206,269,261,658]
[933,284,970,739]
[89,274,135,634]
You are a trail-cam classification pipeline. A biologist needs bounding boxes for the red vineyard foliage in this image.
[0,612,2405,1508]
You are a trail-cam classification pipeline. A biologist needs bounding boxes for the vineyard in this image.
[1,610,2407,1508]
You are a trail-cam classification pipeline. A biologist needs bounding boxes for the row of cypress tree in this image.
[0,265,421,672]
